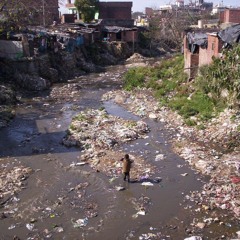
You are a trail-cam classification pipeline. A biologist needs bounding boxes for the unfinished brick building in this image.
[184,31,223,78]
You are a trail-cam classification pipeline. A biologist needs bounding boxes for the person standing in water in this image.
[120,154,133,182]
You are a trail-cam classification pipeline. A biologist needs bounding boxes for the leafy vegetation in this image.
[123,47,240,126]
[123,67,146,91]
[196,45,240,107]
[74,0,99,22]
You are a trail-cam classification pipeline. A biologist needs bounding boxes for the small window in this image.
[212,43,214,50]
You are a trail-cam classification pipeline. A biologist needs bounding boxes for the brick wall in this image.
[98,2,132,20]
[101,19,134,28]
[199,34,223,67]
[220,11,224,23]
[222,9,240,23]
[45,0,59,22]
[184,36,199,78]
[122,30,138,42]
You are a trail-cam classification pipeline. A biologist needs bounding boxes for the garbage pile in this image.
[0,160,33,209]
[102,89,240,220]
[50,83,83,103]
[63,108,158,180]
[63,108,150,150]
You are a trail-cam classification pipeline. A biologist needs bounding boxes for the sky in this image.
[59,0,239,14]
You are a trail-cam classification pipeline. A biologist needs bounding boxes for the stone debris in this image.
[0,85,16,128]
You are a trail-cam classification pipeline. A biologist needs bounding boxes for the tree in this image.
[0,0,64,32]
[145,9,200,51]
[74,0,99,23]
[0,1,41,29]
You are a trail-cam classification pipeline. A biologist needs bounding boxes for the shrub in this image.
[123,68,145,90]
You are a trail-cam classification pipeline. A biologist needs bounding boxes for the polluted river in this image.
[0,63,239,240]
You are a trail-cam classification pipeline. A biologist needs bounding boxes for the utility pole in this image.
[132,30,135,53]
[43,0,46,26]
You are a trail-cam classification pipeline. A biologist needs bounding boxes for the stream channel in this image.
[0,64,212,240]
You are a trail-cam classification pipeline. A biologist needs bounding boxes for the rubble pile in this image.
[102,89,240,220]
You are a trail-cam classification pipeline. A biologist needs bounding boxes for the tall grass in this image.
[123,50,240,125]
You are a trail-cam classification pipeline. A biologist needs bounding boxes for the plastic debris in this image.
[8,224,16,230]
[184,237,202,240]
[26,223,35,231]
[196,222,205,229]
[231,176,240,184]
[53,226,64,233]
[115,186,125,191]
[155,154,165,161]
[141,182,154,187]
[70,162,86,167]
[137,210,146,216]
[72,218,88,228]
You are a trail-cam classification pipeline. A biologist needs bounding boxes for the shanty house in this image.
[184,24,240,78]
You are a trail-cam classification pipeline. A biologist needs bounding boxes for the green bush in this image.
[196,44,240,106]
[169,92,214,120]
[123,67,145,90]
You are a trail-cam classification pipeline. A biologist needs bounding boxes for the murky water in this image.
[1,65,236,240]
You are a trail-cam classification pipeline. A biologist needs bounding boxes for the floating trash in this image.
[26,223,34,231]
[141,182,154,187]
[72,218,88,228]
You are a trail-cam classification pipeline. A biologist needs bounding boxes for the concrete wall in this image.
[0,40,23,59]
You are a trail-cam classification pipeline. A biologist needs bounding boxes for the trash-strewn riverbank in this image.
[0,55,240,239]
[102,88,240,223]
